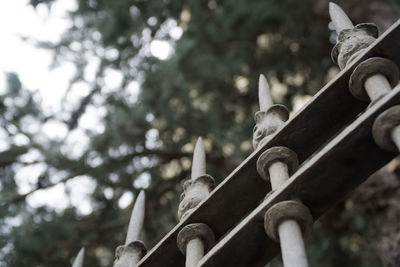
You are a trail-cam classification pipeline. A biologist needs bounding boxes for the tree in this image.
[1,0,400,266]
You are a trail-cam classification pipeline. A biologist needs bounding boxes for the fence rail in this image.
[68,4,400,267]
[199,83,400,267]
[137,17,400,267]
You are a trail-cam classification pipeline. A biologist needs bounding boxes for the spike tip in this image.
[329,2,354,35]
[125,191,145,245]
[191,137,206,180]
[258,74,273,111]
[72,247,85,267]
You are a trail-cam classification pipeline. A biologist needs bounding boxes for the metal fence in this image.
[71,2,400,267]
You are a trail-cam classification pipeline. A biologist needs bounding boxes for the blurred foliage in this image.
[1,0,400,266]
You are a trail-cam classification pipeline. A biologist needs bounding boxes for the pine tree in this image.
[1,0,400,266]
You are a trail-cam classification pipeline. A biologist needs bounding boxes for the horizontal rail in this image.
[138,20,400,267]
[199,83,400,267]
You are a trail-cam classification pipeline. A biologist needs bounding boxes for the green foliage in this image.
[6,73,22,96]
[1,0,399,266]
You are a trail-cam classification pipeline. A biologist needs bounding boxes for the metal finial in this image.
[72,247,85,267]
[258,74,274,111]
[191,137,206,180]
[329,2,354,35]
[125,190,145,245]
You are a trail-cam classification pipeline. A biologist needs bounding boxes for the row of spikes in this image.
[70,2,354,265]
[71,194,146,266]
[70,137,206,267]
[69,74,273,266]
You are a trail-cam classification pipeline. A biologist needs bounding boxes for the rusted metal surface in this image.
[199,84,400,267]
[137,20,400,267]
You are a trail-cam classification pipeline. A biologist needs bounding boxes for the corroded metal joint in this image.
[331,23,378,70]
[178,175,215,219]
[253,104,289,149]
[114,240,147,267]
[349,57,399,102]
[256,146,298,183]
[177,223,215,255]
[372,105,400,151]
[264,200,313,242]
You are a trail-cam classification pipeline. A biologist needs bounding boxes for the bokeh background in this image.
[1,0,400,266]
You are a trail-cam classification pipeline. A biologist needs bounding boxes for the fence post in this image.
[253,75,289,149]
[176,137,215,267]
[255,75,313,267]
[114,191,147,267]
[329,2,400,151]
[72,247,85,267]
[329,2,399,105]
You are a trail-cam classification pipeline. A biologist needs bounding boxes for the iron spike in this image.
[72,247,85,267]
[258,74,274,111]
[191,137,206,180]
[125,190,145,245]
[329,2,354,35]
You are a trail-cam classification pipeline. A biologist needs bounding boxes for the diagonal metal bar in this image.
[199,84,400,267]
[137,19,400,267]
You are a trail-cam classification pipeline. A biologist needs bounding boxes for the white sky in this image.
[0,0,174,215]
[0,0,75,108]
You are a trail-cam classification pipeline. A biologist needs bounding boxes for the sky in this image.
[0,0,75,108]
[0,0,174,215]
